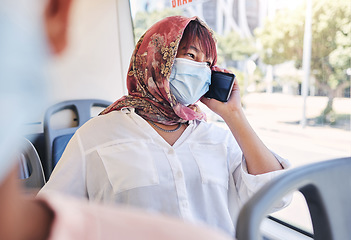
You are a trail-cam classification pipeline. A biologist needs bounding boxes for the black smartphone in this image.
[204,71,235,102]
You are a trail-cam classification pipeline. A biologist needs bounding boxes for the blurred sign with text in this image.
[171,0,193,8]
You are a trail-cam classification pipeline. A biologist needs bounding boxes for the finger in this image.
[232,78,240,90]
[200,96,210,105]
[200,96,218,107]
[211,66,232,74]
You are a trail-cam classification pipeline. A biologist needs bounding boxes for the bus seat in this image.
[236,157,351,240]
[43,99,111,180]
[18,138,46,190]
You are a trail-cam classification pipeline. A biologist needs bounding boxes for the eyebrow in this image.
[180,45,200,52]
[189,45,200,52]
[189,45,200,53]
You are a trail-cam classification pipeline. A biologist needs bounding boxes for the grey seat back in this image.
[18,138,46,189]
[43,99,111,179]
[236,157,351,240]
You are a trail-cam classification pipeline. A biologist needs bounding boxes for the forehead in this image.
[178,37,201,51]
[178,37,213,62]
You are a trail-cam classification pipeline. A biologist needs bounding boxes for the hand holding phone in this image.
[204,71,235,102]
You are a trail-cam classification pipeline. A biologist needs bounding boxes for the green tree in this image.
[256,0,351,120]
[216,31,257,97]
[216,31,256,65]
[133,8,182,44]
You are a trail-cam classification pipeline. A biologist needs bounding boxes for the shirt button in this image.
[168,149,175,154]
[177,171,183,178]
[182,201,188,208]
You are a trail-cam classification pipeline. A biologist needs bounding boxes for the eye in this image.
[186,53,195,59]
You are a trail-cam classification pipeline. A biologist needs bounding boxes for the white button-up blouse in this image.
[40,108,290,236]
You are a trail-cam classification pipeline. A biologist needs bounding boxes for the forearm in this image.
[201,74,283,175]
[222,108,283,175]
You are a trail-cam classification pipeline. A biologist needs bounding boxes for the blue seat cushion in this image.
[52,133,74,166]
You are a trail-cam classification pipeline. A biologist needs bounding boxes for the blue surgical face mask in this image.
[169,58,211,106]
[0,1,49,183]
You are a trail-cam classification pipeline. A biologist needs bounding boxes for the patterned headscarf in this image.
[100,16,217,125]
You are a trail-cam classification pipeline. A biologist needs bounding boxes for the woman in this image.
[40,16,290,236]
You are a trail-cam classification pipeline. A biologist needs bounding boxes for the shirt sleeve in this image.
[230,151,292,211]
[38,132,87,198]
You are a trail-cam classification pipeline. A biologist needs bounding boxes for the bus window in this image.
[130,0,350,238]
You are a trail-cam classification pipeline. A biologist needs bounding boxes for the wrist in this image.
[221,106,245,122]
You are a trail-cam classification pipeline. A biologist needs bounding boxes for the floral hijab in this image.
[100,16,217,125]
